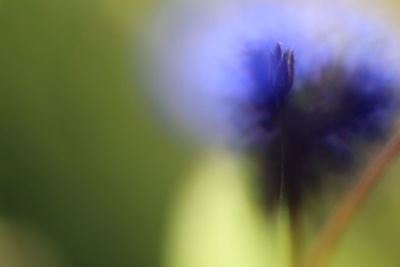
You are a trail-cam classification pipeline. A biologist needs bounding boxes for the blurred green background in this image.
[0,0,192,266]
[2,0,400,267]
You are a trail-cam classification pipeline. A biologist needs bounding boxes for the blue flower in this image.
[150,2,400,208]
[246,42,397,208]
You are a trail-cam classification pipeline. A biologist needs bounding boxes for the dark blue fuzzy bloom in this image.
[246,44,295,130]
[244,42,397,209]
[150,2,400,209]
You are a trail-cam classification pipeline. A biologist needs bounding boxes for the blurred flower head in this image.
[147,1,400,206]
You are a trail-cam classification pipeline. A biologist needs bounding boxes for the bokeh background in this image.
[1,0,192,266]
[1,0,400,267]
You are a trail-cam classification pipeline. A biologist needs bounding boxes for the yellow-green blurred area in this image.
[1,0,400,267]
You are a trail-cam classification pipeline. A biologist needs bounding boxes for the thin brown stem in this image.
[306,127,400,267]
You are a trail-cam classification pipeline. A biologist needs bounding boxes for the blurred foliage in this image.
[0,0,191,266]
[164,152,292,267]
[2,0,400,267]
[166,153,400,267]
